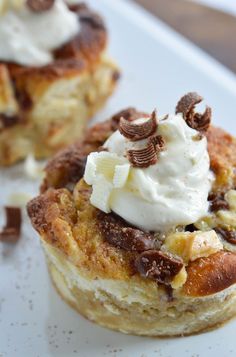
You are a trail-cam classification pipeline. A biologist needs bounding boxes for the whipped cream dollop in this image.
[0,0,80,66]
[84,113,213,232]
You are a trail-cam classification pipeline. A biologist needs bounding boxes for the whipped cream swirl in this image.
[0,0,80,66]
[84,113,213,232]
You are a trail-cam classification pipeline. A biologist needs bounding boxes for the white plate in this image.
[1,1,236,356]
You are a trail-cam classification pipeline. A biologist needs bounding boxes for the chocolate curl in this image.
[0,207,22,243]
[119,110,158,141]
[27,0,55,12]
[127,135,165,168]
[149,135,165,151]
[175,92,212,132]
[127,142,158,168]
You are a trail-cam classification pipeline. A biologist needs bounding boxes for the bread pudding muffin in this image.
[28,94,236,336]
[0,0,119,166]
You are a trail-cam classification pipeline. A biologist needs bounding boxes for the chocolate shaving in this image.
[68,3,87,13]
[0,207,22,243]
[111,108,148,131]
[27,0,55,12]
[208,192,229,212]
[98,212,157,252]
[215,227,236,245]
[175,92,211,132]
[79,12,105,30]
[127,142,158,168]
[149,135,165,151]
[127,134,165,168]
[135,250,183,285]
[119,110,157,141]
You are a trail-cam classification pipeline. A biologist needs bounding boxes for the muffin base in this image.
[0,55,118,166]
[44,241,236,337]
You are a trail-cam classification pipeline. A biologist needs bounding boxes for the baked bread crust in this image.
[28,108,236,336]
[0,3,120,165]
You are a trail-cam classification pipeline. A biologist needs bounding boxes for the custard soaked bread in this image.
[28,95,236,336]
[0,2,119,165]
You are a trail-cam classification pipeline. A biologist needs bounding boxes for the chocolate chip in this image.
[162,284,174,302]
[176,92,211,132]
[0,207,22,243]
[0,113,21,129]
[208,192,229,212]
[27,0,55,12]
[215,227,236,245]
[210,198,229,212]
[15,89,32,112]
[98,212,156,252]
[185,224,197,232]
[119,110,157,141]
[135,250,183,284]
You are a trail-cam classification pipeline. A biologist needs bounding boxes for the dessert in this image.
[28,94,236,336]
[0,0,119,166]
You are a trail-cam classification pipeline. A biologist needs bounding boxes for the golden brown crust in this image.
[206,126,236,189]
[48,257,236,337]
[0,4,108,130]
[28,182,134,280]
[30,179,236,296]
[0,3,120,165]
[184,251,236,296]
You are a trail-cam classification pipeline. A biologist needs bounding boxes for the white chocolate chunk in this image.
[113,164,130,188]
[164,230,223,263]
[90,176,113,213]
[171,267,187,289]
[84,153,98,185]
[84,151,128,186]
[96,153,124,180]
